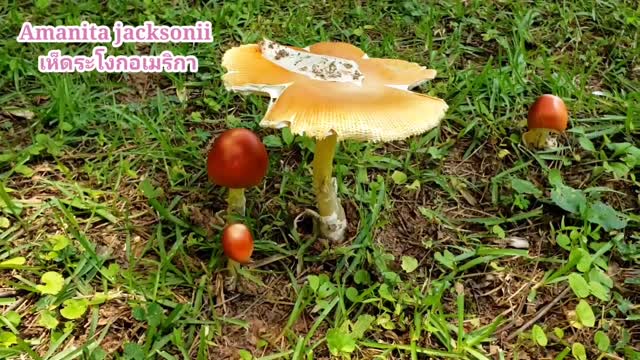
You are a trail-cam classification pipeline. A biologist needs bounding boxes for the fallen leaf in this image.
[3,107,35,119]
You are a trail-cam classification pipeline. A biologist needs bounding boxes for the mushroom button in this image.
[207,128,268,222]
[221,223,254,264]
[207,128,268,189]
[527,94,568,133]
[523,94,569,149]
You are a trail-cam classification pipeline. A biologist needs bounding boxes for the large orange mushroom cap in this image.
[305,42,367,60]
[221,39,448,142]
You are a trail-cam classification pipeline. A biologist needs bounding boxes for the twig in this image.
[248,254,291,269]
[0,290,17,297]
[213,293,241,308]
[506,286,571,341]
[2,295,28,315]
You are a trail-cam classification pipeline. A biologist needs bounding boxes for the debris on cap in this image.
[260,39,364,85]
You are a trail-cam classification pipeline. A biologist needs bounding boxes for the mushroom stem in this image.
[312,133,347,242]
[225,258,240,291]
[226,188,246,223]
[522,128,558,149]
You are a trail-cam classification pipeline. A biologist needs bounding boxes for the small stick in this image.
[0,290,17,297]
[2,295,27,315]
[506,286,571,342]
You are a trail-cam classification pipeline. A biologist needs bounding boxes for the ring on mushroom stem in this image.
[220,39,448,242]
[206,128,269,223]
[522,94,569,149]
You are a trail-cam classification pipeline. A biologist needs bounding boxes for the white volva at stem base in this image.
[317,178,347,242]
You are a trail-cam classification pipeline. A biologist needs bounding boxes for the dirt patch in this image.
[599,178,640,213]
[111,45,173,104]
[208,274,299,359]
[80,299,140,354]
[3,161,156,263]
[374,202,441,261]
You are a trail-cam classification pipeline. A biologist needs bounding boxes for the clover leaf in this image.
[49,234,70,251]
[327,328,356,356]
[532,324,548,347]
[36,271,64,295]
[60,299,89,320]
[38,310,59,329]
[576,300,595,327]
[0,331,17,348]
[401,256,419,273]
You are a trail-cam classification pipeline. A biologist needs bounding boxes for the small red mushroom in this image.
[207,128,268,188]
[528,94,568,132]
[206,128,268,221]
[523,94,569,149]
[221,223,254,264]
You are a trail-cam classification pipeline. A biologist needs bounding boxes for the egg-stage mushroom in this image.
[207,128,268,222]
[220,39,448,242]
[221,223,254,264]
[522,94,569,149]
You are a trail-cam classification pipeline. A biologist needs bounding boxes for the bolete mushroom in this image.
[522,94,569,149]
[220,39,448,242]
[206,128,269,222]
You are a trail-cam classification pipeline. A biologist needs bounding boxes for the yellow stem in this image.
[226,188,245,223]
[312,133,347,242]
[522,128,557,149]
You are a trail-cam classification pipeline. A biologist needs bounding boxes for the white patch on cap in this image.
[260,39,364,86]
[225,83,289,98]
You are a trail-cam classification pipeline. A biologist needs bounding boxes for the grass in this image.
[1,0,639,359]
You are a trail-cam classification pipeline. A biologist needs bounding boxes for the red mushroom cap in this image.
[527,94,568,133]
[221,223,254,264]
[207,128,268,189]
